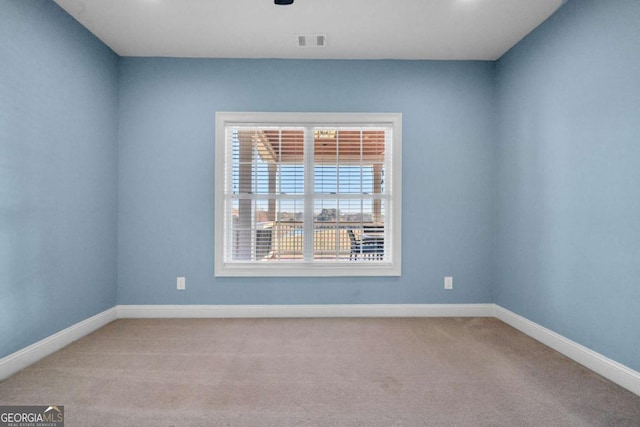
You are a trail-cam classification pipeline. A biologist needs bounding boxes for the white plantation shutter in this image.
[215,112,401,277]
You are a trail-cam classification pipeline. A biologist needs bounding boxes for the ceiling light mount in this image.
[274,0,294,5]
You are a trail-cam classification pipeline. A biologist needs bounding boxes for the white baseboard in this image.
[495,305,640,396]
[0,307,117,381]
[116,303,496,319]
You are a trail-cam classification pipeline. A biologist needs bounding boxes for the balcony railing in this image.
[231,220,384,261]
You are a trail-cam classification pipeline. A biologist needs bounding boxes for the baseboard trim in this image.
[116,303,496,319]
[0,307,117,381]
[495,305,640,396]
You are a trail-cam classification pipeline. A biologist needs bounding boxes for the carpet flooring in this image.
[1,317,639,426]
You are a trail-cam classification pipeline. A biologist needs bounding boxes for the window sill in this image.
[215,261,401,277]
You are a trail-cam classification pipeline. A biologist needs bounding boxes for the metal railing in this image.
[232,221,384,261]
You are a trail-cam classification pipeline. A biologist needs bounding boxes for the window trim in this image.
[214,112,402,277]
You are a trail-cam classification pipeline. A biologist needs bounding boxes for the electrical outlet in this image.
[177,277,186,290]
[444,276,453,290]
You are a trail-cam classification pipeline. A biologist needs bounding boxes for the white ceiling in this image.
[53,0,565,60]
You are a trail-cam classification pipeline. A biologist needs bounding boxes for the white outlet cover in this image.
[444,276,453,290]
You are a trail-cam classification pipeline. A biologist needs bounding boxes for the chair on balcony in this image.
[347,229,381,260]
[255,228,273,260]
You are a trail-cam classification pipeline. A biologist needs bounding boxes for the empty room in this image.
[1,0,639,425]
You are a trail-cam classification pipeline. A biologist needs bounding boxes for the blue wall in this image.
[117,59,496,305]
[0,1,119,358]
[495,0,640,371]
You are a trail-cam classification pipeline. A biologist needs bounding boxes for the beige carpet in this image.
[1,317,639,426]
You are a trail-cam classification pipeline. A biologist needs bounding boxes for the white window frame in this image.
[214,112,402,277]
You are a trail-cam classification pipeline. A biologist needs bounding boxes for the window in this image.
[215,112,401,276]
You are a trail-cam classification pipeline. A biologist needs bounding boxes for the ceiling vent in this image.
[297,34,327,48]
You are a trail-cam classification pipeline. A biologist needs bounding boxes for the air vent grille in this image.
[297,34,327,48]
